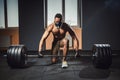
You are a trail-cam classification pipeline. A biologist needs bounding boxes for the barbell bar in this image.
[6,44,112,69]
[27,54,79,58]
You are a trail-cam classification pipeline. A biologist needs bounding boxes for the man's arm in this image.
[38,25,53,52]
[67,26,79,51]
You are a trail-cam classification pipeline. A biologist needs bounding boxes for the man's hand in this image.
[74,50,80,58]
[38,51,43,58]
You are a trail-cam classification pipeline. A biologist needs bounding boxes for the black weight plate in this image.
[103,47,106,57]
[17,45,21,66]
[93,44,112,69]
[14,46,19,65]
[20,45,27,67]
[17,45,23,67]
[93,45,103,68]
[7,46,13,67]
[7,46,12,61]
[9,46,17,67]
[103,46,112,69]
[93,46,100,68]
[102,47,107,63]
[107,47,110,57]
[99,47,103,59]
[8,46,14,66]
[93,46,103,68]
[16,46,20,66]
[17,45,26,67]
[7,45,27,68]
[108,47,112,57]
[13,46,18,66]
[106,47,112,66]
[17,45,25,67]
[100,47,105,60]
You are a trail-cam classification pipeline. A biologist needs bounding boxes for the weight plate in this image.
[7,46,13,67]
[14,46,19,65]
[92,44,112,69]
[10,46,17,67]
[20,45,27,67]
[17,45,26,67]
[7,45,27,68]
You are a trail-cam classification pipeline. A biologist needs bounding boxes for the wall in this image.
[19,0,120,50]
[19,0,82,50]
[82,0,120,50]
[19,0,44,50]
[0,28,19,50]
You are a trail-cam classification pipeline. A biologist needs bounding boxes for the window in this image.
[0,0,18,29]
[44,0,81,27]
[65,0,77,26]
[0,0,5,28]
[47,0,62,25]
[7,0,18,27]
[44,0,82,48]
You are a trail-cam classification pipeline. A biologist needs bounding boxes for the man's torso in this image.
[51,23,68,40]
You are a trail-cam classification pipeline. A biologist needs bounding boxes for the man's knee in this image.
[63,39,69,48]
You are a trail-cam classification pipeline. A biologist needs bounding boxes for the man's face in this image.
[54,17,61,23]
[54,17,61,27]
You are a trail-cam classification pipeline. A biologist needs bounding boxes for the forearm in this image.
[73,37,79,51]
[39,38,45,51]
[38,25,52,52]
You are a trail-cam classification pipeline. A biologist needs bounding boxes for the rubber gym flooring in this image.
[0,50,120,80]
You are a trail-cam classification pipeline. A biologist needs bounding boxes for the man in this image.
[38,13,79,68]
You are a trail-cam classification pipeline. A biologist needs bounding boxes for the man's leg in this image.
[60,38,69,61]
[51,40,59,63]
[60,38,69,68]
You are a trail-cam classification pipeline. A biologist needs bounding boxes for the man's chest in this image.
[52,27,66,35]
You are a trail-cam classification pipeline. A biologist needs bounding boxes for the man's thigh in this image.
[60,38,69,47]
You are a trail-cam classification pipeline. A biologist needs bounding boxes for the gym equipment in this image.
[92,44,112,69]
[7,45,27,68]
[7,45,78,68]
[6,44,112,69]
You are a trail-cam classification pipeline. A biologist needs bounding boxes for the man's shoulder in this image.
[47,23,54,28]
[62,22,67,25]
[62,22,70,28]
[48,22,54,26]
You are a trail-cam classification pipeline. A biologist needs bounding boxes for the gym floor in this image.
[0,50,120,80]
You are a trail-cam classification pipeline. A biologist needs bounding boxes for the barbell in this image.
[6,44,112,69]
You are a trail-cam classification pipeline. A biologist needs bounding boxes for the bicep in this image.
[42,30,49,39]
[67,27,76,38]
[42,26,52,39]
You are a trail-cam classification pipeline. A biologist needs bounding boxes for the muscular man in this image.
[38,13,79,68]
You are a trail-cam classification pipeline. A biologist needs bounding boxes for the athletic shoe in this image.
[62,61,68,68]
